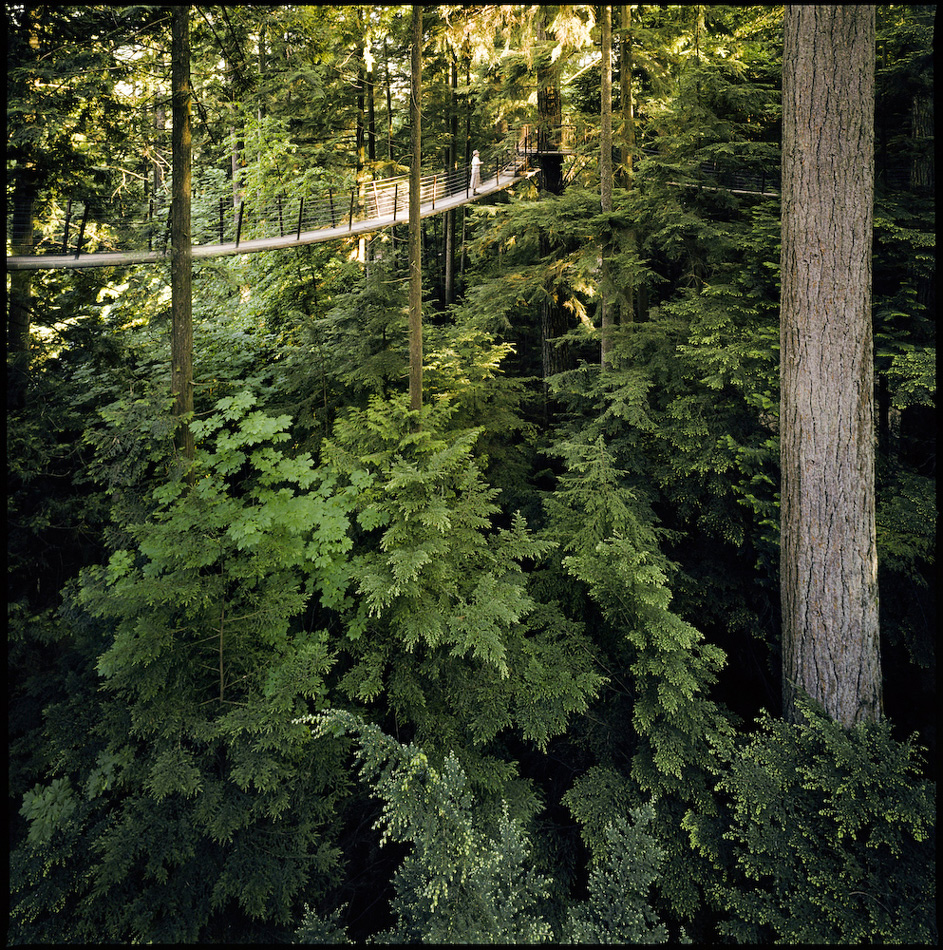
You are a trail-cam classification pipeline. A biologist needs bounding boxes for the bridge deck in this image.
[6,166,537,271]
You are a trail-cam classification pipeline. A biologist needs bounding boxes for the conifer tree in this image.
[409,4,423,418]
[780,4,881,726]
[171,4,195,464]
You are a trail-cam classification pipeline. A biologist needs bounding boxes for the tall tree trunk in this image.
[536,10,564,194]
[257,21,266,124]
[384,37,394,162]
[153,102,166,196]
[171,4,195,465]
[444,55,458,306]
[536,5,569,408]
[356,24,367,265]
[7,176,35,411]
[780,4,880,726]
[618,4,636,327]
[599,5,614,371]
[7,8,39,410]
[408,4,423,421]
[618,5,635,186]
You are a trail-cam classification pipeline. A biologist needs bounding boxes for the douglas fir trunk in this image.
[780,5,881,726]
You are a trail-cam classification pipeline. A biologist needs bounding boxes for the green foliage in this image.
[300,709,554,944]
[7,4,935,945]
[298,711,674,945]
[11,391,358,942]
[322,395,602,800]
[542,431,736,920]
[711,700,936,944]
[562,805,673,945]
[19,777,77,847]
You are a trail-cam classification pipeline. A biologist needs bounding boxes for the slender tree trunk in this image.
[599,5,614,371]
[356,23,367,265]
[384,37,394,162]
[171,4,195,465]
[618,5,635,186]
[408,4,423,421]
[444,55,458,306]
[153,103,166,196]
[366,34,376,168]
[7,177,35,411]
[7,8,41,412]
[780,4,880,726]
[618,4,636,327]
[257,21,266,124]
[536,6,568,405]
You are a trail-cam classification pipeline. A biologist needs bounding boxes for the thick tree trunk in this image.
[408,5,423,420]
[536,9,564,194]
[171,4,194,464]
[780,5,880,726]
[599,5,614,371]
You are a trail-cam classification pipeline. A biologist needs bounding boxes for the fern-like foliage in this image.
[544,433,735,920]
[320,394,602,803]
[11,391,356,942]
[299,709,554,944]
[711,699,936,944]
[297,710,675,945]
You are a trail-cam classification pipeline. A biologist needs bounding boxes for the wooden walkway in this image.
[6,161,536,272]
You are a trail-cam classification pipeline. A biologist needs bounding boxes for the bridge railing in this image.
[6,149,531,260]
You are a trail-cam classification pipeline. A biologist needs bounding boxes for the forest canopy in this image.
[7,4,935,944]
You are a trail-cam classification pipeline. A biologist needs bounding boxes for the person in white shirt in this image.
[470,149,481,194]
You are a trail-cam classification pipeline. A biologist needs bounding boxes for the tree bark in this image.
[384,37,394,162]
[356,19,367,265]
[599,5,614,371]
[536,9,564,193]
[444,55,458,306]
[618,5,637,329]
[408,4,423,421]
[780,4,880,726]
[171,4,195,465]
[7,7,39,411]
[7,179,35,411]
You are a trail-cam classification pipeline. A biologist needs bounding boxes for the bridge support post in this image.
[329,188,337,227]
[219,197,224,244]
[74,203,89,259]
[297,197,304,240]
[235,200,245,248]
[61,199,72,255]
[349,188,355,230]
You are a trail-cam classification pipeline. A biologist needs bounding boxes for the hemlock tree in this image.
[409,4,423,418]
[599,3,614,371]
[171,4,195,463]
[780,5,882,726]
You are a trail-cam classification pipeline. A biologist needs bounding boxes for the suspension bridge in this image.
[6,145,537,272]
[6,130,786,272]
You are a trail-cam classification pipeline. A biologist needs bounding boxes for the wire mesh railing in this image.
[6,145,532,264]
